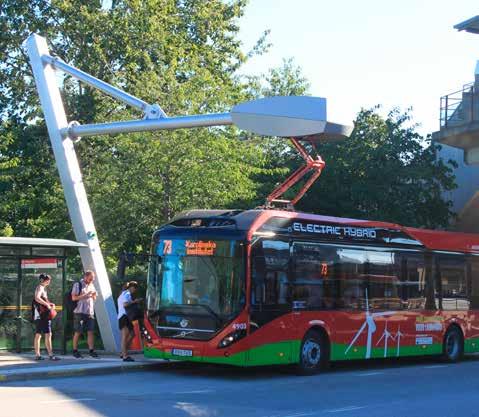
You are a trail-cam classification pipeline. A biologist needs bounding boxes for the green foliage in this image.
[262,58,310,97]
[0,0,457,279]
[0,120,71,238]
[298,107,457,228]
[0,0,283,271]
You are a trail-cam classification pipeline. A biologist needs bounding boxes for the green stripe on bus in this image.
[144,346,247,366]
[144,336,479,367]
[330,342,443,360]
[464,337,479,353]
[144,341,299,367]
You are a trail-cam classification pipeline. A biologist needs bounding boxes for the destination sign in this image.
[185,240,217,256]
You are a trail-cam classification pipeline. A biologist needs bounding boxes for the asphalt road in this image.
[2,355,479,417]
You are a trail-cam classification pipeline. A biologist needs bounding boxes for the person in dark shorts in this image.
[71,270,99,358]
[117,281,142,362]
[33,274,60,361]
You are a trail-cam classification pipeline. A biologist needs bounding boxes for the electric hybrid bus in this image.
[142,209,479,374]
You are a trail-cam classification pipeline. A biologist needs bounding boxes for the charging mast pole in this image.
[26,33,352,353]
[26,34,120,351]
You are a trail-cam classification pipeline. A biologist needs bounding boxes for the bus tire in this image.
[442,326,464,363]
[296,330,328,375]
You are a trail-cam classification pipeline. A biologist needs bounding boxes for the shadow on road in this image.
[4,353,479,417]
[145,352,479,380]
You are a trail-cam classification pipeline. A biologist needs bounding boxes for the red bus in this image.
[142,209,479,374]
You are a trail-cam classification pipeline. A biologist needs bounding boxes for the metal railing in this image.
[440,82,474,128]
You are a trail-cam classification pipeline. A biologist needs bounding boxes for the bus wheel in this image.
[442,326,464,363]
[297,330,328,375]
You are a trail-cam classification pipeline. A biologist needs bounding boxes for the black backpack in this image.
[64,281,82,315]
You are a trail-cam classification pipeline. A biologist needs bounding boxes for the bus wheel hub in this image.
[303,340,321,366]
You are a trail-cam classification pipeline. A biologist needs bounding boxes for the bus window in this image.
[291,243,339,309]
[469,258,479,309]
[437,256,468,311]
[291,244,371,310]
[334,248,368,310]
[291,244,405,311]
[399,253,427,310]
[364,250,401,311]
[252,239,290,306]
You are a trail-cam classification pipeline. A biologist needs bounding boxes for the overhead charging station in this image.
[26,34,352,351]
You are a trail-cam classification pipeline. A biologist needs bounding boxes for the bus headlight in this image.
[218,330,246,349]
[141,326,153,343]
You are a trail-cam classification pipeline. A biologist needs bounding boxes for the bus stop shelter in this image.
[0,237,86,353]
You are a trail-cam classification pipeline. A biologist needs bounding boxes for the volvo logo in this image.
[180,319,189,328]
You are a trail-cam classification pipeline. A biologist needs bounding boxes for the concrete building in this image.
[433,15,479,233]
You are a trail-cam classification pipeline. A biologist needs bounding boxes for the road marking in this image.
[356,372,383,376]
[326,406,366,413]
[40,398,95,404]
[265,412,317,417]
[174,389,215,394]
[423,365,449,369]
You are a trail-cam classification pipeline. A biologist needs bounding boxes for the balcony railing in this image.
[440,82,474,128]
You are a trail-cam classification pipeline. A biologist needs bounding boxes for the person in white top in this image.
[117,281,142,362]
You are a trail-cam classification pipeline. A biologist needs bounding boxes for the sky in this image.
[238,0,479,135]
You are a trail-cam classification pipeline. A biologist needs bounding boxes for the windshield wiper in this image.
[162,303,222,323]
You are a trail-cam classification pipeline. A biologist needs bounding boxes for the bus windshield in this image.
[147,238,245,324]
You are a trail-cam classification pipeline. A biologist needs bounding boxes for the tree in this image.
[0,0,457,279]
[0,0,291,269]
[0,120,71,238]
[297,107,457,229]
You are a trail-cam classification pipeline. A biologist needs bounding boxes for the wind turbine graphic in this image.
[376,321,393,357]
[345,289,397,359]
[394,326,403,357]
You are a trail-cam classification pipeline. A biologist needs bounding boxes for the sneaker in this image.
[73,350,83,359]
[89,350,99,358]
[34,355,44,361]
[123,356,135,362]
[49,355,61,361]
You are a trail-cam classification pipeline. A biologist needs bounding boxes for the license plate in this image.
[172,348,193,357]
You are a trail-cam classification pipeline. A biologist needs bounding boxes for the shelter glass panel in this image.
[0,259,19,350]
[20,259,64,349]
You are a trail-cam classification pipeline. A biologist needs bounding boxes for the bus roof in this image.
[164,209,479,254]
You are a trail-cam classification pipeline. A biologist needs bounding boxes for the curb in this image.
[0,361,165,383]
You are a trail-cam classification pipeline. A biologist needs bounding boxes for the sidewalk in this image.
[0,351,165,383]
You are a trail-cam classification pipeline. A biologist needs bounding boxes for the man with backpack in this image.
[71,270,99,358]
